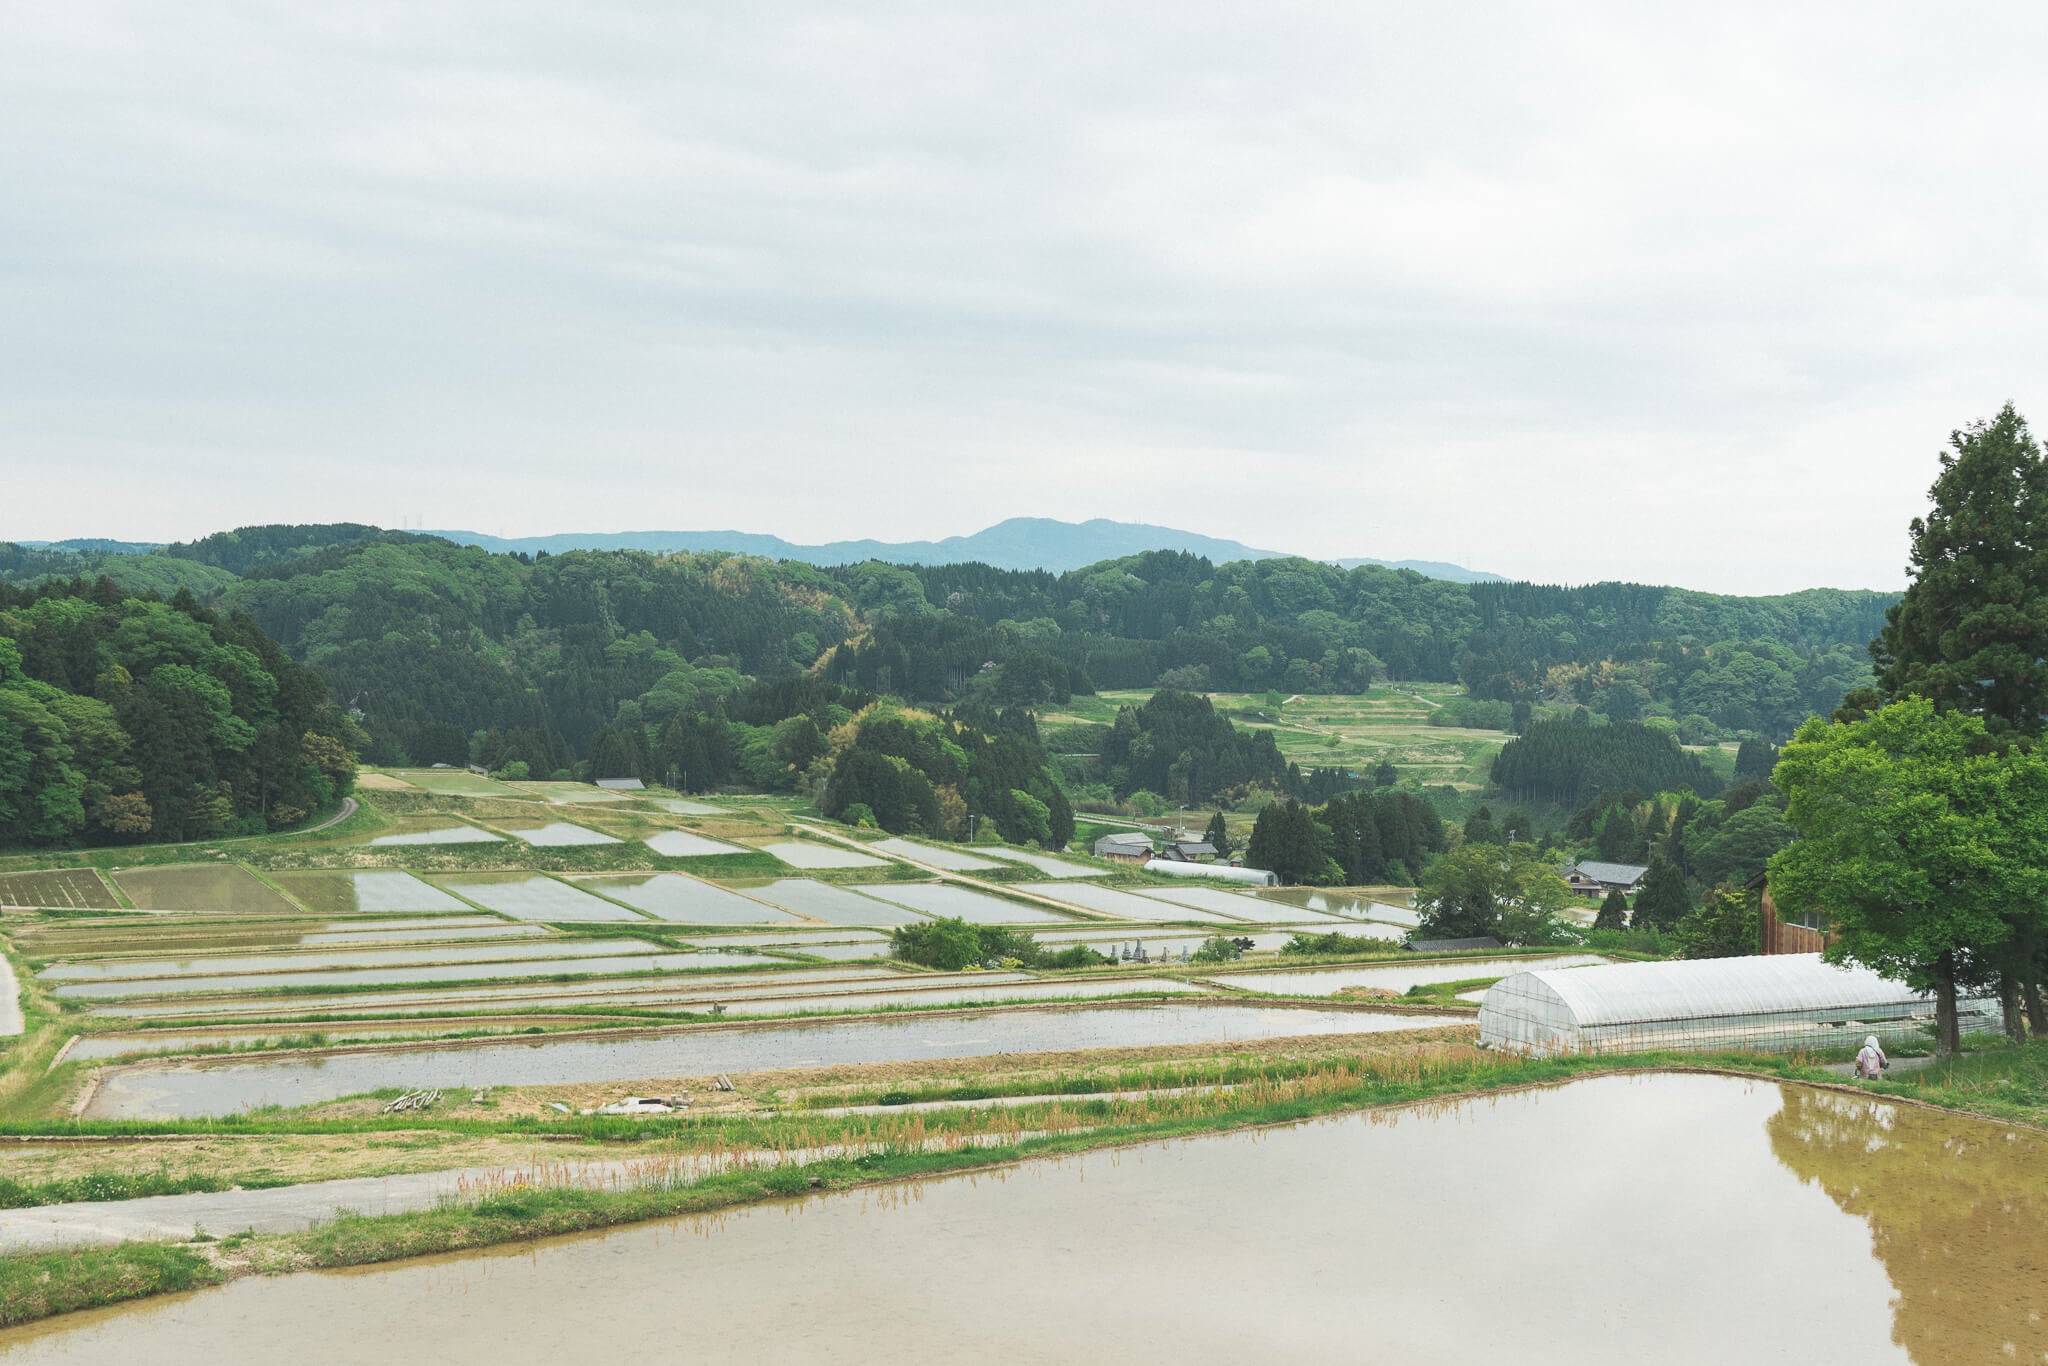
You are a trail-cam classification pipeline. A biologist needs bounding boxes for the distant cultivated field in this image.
[0,868,120,910]
[1049,684,1505,791]
[385,769,530,798]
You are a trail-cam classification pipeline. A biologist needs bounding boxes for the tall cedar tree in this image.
[1629,858,1693,930]
[1202,810,1232,859]
[1245,799,1325,883]
[1853,405,2048,1031]
[1866,404,2048,737]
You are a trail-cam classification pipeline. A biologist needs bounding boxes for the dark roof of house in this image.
[1405,936,1505,953]
[1568,860,1649,884]
[1170,841,1217,857]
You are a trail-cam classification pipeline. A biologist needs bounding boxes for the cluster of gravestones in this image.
[1112,942,1190,964]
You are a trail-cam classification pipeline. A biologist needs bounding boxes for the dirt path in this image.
[0,1131,1047,1254]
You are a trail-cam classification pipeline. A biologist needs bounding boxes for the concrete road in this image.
[0,952,21,1036]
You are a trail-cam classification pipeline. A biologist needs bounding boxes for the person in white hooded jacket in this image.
[1854,1035,1887,1079]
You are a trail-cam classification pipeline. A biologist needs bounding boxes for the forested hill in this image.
[1,526,1900,778]
[0,579,357,847]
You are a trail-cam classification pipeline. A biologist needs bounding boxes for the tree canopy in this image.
[0,579,355,846]
[1770,697,2048,1056]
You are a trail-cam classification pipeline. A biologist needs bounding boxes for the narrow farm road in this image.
[0,1130,1051,1253]
[302,796,358,835]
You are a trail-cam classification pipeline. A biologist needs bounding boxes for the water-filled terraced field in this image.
[19,1074,2031,1364]
[267,872,475,915]
[83,1003,1461,1118]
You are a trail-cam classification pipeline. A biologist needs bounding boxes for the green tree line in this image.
[0,579,356,847]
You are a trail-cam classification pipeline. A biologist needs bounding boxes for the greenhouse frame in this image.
[1476,953,2001,1056]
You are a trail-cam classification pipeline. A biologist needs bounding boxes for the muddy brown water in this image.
[83,1004,1458,1119]
[14,1074,2040,1363]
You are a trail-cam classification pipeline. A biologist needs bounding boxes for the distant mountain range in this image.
[423,518,1506,582]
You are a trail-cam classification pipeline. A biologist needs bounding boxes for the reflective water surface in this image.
[84,1004,1453,1118]
[16,1074,2039,1364]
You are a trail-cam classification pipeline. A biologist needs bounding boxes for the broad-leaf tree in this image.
[1770,698,2048,1057]
[1414,842,1570,946]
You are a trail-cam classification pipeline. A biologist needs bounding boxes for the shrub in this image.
[1191,936,1250,964]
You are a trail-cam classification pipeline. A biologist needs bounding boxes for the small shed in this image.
[1478,953,2000,1057]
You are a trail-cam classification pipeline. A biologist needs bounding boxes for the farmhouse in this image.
[1161,840,1217,862]
[1564,860,1648,896]
[1093,831,1155,864]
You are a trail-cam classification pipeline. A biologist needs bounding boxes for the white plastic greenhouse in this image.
[1142,861,1279,887]
[1477,953,2001,1057]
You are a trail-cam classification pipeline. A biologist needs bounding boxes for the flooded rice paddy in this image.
[494,821,621,848]
[867,838,1002,871]
[29,1073,2034,1364]
[756,841,888,869]
[772,940,892,961]
[1202,955,1611,996]
[1034,924,1398,956]
[109,865,297,915]
[365,823,503,847]
[38,938,665,981]
[855,883,1074,924]
[652,975,1216,1019]
[1132,885,1343,922]
[966,847,1106,877]
[88,968,911,1019]
[428,874,646,922]
[83,1004,1454,1118]
[1257,887,1420,925]
[575,874,797,923]
[50,950,778,1000]
[743,880,930,926]
[67,1023,542,1060]
[295,922,547,945]
[268,872,474,915]
[0,868,118,909]
[1030,883,1236,922]
[640,831,743,857]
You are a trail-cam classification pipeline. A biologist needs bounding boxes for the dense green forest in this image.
[0,524,1897,853]
[0,580,357,847]
[824,552,1890,739]
[1489,717,1722,807]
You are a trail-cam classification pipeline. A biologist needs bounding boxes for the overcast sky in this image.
[4,4,2046,592]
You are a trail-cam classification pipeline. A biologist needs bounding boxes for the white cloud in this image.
[2,1,2045,591]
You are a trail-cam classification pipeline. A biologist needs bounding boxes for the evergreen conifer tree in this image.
[1866,405,2048,737]
[1202,810,1231,859]
[1630,857,1692,929]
